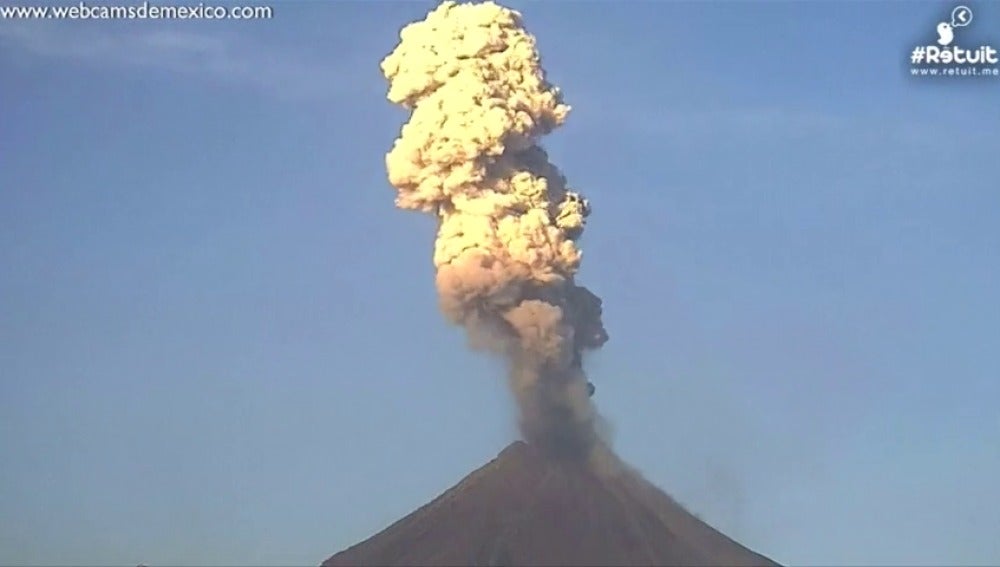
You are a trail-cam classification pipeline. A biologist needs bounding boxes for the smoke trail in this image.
[381,0,608,459]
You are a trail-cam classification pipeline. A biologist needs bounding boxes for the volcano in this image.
[323,442,779,566]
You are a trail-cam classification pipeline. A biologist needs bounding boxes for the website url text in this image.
[0,1,274,20]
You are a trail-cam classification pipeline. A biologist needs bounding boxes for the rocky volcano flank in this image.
[324,442,779,566]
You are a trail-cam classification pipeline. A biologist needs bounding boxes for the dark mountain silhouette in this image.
[323,442,779,566]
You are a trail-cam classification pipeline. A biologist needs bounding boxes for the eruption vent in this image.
[381,0,608,459]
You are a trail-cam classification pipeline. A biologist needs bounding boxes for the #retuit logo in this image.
[909,5,1000,78]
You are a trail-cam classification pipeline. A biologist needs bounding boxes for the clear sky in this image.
[2,1,998,565]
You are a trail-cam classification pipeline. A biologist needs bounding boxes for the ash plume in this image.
[380,1,609,460]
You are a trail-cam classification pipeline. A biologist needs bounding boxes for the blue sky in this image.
[1,1,998,565]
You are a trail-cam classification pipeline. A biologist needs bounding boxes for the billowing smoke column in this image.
[381,0,609,459]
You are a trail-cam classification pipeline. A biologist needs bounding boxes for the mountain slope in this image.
[323,442,779,567]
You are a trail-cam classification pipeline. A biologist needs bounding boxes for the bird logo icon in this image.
[938,6,974,45]
[937,22,955,46]
[952,5,972,27]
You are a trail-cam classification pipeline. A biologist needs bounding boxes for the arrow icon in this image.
[951,5,974,27]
